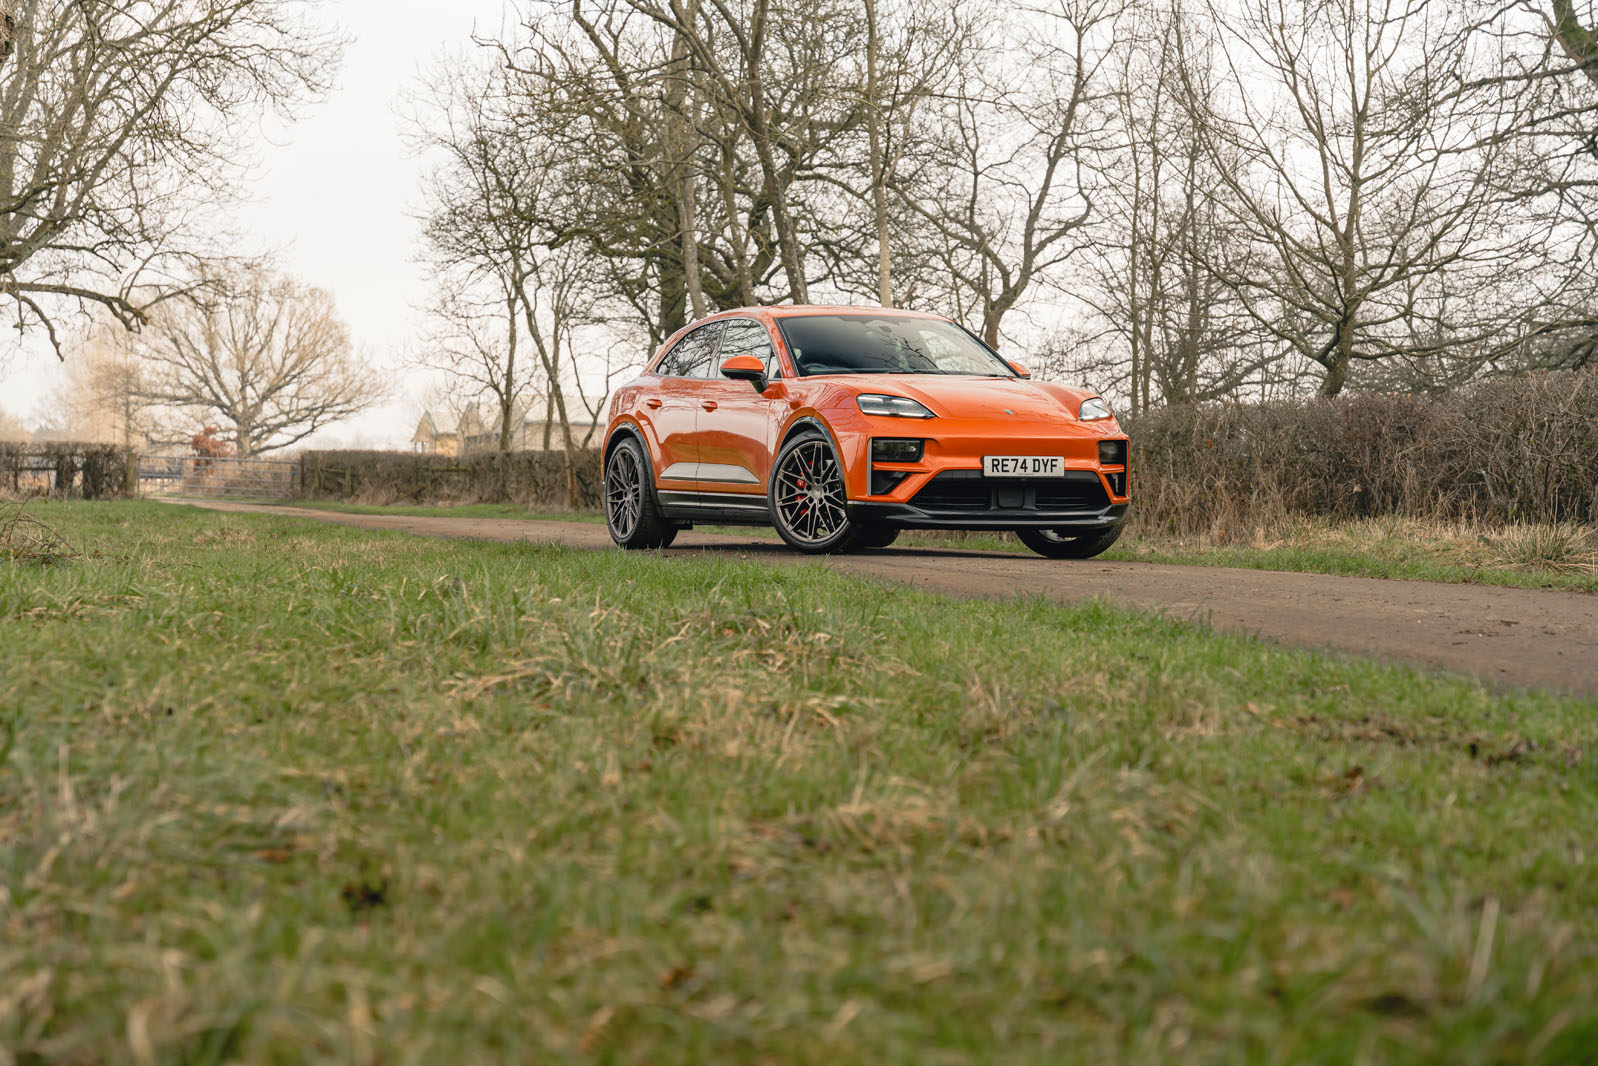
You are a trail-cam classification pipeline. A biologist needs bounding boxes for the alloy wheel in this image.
[773,438,848,545]
[606,446,642,540]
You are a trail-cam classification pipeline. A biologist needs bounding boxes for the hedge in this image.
[1126,369,1598,533]
[1,442,135,499]
[299,449,603,509]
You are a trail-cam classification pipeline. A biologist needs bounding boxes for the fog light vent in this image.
[870,470,910,496]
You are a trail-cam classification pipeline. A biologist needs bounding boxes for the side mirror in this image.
[720,354,769,393]
[1007,360,1031,379]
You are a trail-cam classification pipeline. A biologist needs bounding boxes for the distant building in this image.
[411,402,599,455]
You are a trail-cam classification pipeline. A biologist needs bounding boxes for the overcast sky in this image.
[5,0,516,448]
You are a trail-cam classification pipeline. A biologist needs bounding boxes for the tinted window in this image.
[657,322,724,378]
[775,314,1013,377]
[717,319,781,378]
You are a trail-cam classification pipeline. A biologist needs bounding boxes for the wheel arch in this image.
[777,413,842,456]
[603,420,663,495]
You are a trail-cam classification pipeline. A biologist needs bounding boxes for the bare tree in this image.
[52,318,158,448]
[417,275,533,455]
[413,54,619,500]
[0,0,339,357]
[1184,0,1594,396]
[138,267,382,457]
[1076,4,1291,411]
[896,0,1123,348]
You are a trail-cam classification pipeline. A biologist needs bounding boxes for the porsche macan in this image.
[602,306,1130,558]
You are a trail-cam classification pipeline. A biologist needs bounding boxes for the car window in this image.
[657,322,724,378]
[717,319,782,378]
[775,313,1014,377]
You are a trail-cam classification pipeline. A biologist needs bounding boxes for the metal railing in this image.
[137,455,300,500]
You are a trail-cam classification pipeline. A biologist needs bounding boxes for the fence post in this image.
[126,451,140,499]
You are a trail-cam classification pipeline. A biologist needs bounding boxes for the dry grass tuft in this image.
[1491,523,1598,573]
[0,501,78,564]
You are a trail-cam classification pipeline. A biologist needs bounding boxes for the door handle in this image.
[701,400,718,411]
[644,398,663,410]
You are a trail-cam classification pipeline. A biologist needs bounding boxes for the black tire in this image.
[768,431,863,554]
[853,523,900,549]
[605,436,677,550]
[1016,523,1124,559]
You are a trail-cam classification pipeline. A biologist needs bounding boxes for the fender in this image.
[604,414,661,469]
[776,411,843,456]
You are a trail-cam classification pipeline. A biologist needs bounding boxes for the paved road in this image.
[191,502,1598,700]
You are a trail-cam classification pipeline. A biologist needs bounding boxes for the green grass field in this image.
[291,499,1598,593]
[4,501,1597,1064]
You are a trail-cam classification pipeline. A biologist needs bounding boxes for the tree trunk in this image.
[667,8,707,320]
[1552,0,1598,89]
[865,0,891,307]
[658,249,688,338]
[746,0,808,304]
[1,0,14,69]
[499,291,518,453]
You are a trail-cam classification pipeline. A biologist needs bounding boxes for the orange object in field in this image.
[601,305,1130,558]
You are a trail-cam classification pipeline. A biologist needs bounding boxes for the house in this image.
[411,402,599,455]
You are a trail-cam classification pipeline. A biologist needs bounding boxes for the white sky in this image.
[3,0,517,448]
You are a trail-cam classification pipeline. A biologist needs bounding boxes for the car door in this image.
[644,322,724,486]
[691,318,788,494]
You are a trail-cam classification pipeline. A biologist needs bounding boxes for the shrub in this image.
[299,449,603,509]
[1126,369,1598,535]
[0,442,134,499]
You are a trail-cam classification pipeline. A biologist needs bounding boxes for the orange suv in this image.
[602,306,1130,557]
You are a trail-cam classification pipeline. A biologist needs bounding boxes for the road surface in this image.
[190,502,1598,700]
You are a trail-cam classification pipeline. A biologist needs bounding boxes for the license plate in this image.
[983,455,1064,477]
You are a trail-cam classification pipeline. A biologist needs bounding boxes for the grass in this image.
[291,499,1598,593]
[286,498,605,522]
[3,501,1597,1063]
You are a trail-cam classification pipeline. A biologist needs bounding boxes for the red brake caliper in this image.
[796,452,810,517]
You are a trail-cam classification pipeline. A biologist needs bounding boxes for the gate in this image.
[136,455,300,500]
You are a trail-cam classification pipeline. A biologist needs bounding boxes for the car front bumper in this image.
[830,413,1131,526]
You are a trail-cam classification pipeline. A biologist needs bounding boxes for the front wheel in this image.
[1016,524,1123,559]
[768,432,862,554]
[605,437,677,549]
[853,523,900,549]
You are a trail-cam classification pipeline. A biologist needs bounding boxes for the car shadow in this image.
[662,537,1033,562]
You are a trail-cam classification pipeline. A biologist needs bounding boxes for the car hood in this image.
[842,374,1094,422]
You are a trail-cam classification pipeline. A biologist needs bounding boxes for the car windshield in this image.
[775,314,1014,377]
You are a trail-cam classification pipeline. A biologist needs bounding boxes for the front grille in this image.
[911,471,1110,513]
[1036,478,1112,510]
[911,471,991,510]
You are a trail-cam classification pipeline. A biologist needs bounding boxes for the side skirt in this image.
[657,489,772,526]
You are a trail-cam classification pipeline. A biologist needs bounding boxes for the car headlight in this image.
[1078,397,1113,421]
[857,394,936,419]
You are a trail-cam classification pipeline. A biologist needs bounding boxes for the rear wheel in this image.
[1016,524,1123,559]
[605,437,677,550]
[769,432,861,554]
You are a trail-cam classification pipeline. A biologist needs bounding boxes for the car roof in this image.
[706,304,947,323]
